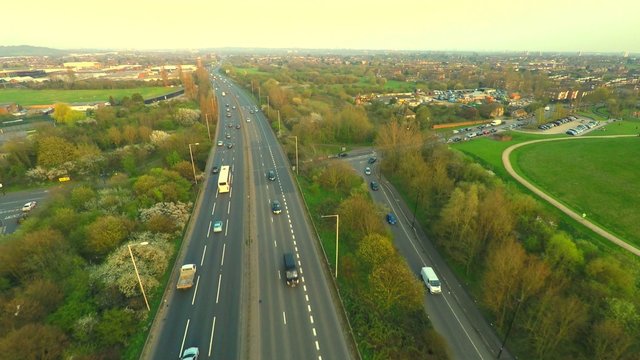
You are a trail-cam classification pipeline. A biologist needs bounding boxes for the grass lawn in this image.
[233,67,269,76]
[452,131,561,178]
[0,87,173,106]
[513,137,640,247]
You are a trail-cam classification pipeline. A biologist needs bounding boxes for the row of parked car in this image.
[538,116,578,130]
[566,121,598,136]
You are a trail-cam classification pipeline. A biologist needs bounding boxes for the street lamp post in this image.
[497,298,522,358]
[188,143,200,185]
[204,114,211,140]
[128,242,151,311]
[411,190,422,230]
[321,214,339,279]
[289,136,298,175]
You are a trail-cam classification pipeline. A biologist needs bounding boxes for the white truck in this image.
[421,267,441,294]
[490,119,503,126]
[176,264,196,290]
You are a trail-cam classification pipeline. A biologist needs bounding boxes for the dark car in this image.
[226,142,233,149]
[235,124,241,129]
[211,165,220,174]
[271,200,282,214]
[267,170,276,181]
[368,157,377,164]
[370,181,380,191]
[338,152,348,157]
[386,213,397,225]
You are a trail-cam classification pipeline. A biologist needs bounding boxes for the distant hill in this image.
[0,45,68,57]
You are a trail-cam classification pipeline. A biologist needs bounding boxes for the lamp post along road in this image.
[289,136,298,175]
[189,143,200,185]
[321,214,339,279]
[128,242,151,311]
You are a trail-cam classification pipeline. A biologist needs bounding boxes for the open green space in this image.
[452,131,560,178]
[513,137,640,247]
[233,66,270,76]
[0,87,172,106]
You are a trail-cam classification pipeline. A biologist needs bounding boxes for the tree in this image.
[415,105,433,130]
[319,162,358,193]
[71,185,96,210]
[337,194,385,244]
[107,126,123,147]
[544,231,584,274]
[376,120,423,174]
[356,233,395,271]
[84,216,132,259]
[436,185,481,272]
[589,319,633,360]
[369,258,424,314]
[122,125,138,144]
[0,324,67,359]
[37,136,76,168]
[52,103,84,124]
[477,186,514,249]
[95,308,136,347]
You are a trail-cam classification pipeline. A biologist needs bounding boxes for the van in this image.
[420,267,441,294]
[284,253,299,286]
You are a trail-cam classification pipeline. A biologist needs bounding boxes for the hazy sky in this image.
[3,0,639,53]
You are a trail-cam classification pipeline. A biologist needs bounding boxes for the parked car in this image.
[386,213,397,225]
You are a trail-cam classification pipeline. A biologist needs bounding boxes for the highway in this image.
[145,73,352,359]
[345,154,513,360]
[230,76,353,360]
[145,77,247,359]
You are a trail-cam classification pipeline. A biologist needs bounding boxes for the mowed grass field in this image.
[0,87,172,106]
[513,137,640,246]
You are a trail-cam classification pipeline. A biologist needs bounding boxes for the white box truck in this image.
[421,267,441,294]
[177,264,196,290]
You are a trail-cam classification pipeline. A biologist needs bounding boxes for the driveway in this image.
[502,135,640,257]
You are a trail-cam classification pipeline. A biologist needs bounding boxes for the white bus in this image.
[218,165,230,193]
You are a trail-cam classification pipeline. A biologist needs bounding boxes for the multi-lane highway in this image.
[144,72,352,359]
[344,153,513,360]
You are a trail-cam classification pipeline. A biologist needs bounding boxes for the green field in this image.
[0,87,173,106]
[513,137,640,246]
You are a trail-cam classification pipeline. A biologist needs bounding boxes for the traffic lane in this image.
[343,157,499,360]
[0,188,50,234]
[246,99,351,359]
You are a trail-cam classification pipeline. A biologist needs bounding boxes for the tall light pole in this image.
[277,110,281,137]
[204,114,211,140]
[321,214,339,279]
[188,142,200,184]
[289,136,298,175]
[128,242,150,311]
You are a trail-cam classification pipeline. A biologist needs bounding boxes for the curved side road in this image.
[502,135,640,257]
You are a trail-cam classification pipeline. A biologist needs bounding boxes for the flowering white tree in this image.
[140,201,192,231]
[91,232,174,298]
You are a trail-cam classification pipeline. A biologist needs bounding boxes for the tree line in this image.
[0,67,214,357]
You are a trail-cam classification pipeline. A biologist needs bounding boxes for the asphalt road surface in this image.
[144,73,353,360]
[345,153,512,360]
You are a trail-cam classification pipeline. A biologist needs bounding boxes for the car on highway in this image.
[21,201,37,212]
[370,181,380,191]
[212,165,220,174]
[235,124,241,129]
[213,220,223,233]
[226,142,233,149]
[364,166,371,175]
[368,156,377,164]
[226,113,231,118]
[386,213,397,225]
[272,200,282,214]
[217,140,224,146]
[267,170,276,181]
[181,347,199,360]
[226,133,231,139]
[246,117,251,122]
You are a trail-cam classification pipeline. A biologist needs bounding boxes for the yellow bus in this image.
[218,165,231,193]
